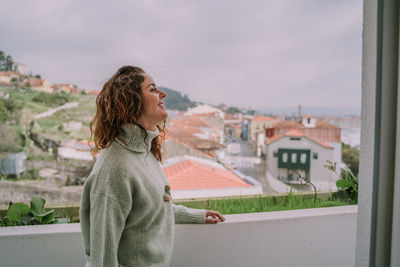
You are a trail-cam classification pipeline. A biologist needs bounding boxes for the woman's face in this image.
[138,73,168,128]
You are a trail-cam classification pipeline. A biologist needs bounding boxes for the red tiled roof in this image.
[165,137,214,159]
[163,159,251,190]
[172,116,210,128]
[252,115,276,122]
[314,120,338,128]
[0,71,21,77]
[268,120,301,128]
[224,113,237,120]
[267,129,333,148]
[87,90,100,95]
[22,78,44,87]
[284,129,304,137]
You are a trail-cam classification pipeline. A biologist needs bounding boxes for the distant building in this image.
[51,84,80,94]
[22,78,53,93]
[13,62,31,76]
[167,116,226,158]
[249,116,276,142]
[184,104,225,119]
[0,71,21,85]
[161,137,213,160]
[266,117,342,165]
[0,72,11,84]
[266,129,338,191]
[163,155,262,199]
[87,90,100,95]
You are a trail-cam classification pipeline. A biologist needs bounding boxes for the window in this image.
[291,153,297,163]
[282,153,288,163]
[300,153,307,164]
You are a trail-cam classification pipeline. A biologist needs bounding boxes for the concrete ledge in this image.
[0,206,357,267]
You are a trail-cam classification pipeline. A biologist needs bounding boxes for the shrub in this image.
[1,196,70,227]
[32,92,72,107]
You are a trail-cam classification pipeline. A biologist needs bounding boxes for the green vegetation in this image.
[176,192,351,215]
[0,86,96,145]
[160,86,196,111]
[342,143,359,177]
[226,106,241,114]
[32,91,76,107]
[0,123,26,152]
[0,51,15,72]
[0,195,69,227]
[325,160,358,203]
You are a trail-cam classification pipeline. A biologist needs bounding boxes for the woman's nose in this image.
[159,89,166,99]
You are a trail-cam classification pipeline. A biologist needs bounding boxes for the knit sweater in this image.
[80,124,205,267]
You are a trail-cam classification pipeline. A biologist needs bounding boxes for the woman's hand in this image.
[205,210,226,224]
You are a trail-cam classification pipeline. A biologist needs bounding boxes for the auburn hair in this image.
[90,65,166,162]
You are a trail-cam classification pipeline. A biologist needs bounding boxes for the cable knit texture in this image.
[80,124,205,267]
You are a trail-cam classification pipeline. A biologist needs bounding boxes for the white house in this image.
[266,129,339,191]
[184,104,225,119]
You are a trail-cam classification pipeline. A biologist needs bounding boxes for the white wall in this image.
[172,186,262,199]
[267,136,336,184]
[0,206,357,267]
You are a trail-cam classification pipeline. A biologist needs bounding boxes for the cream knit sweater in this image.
[80,124,205,267]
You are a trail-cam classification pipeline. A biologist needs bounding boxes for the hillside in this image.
[160,87,196,111]
[0,86,96,154]
[0,85,198,154]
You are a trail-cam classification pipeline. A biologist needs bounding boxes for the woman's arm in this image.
[89,193,130,266]
[172,204,225,224]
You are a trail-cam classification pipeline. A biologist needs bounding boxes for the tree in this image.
[341,143,359,177]
[226,106,241,114]
[159,86,196,111]
[4,55,14,71]
[0,102,10,121]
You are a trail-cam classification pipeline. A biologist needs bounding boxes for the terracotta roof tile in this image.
[252,116,276,122]
[87,90,100,95]
[267,129,333,148]
[164,159,251,190]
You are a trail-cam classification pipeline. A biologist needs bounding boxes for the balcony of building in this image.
[0,1,399,266]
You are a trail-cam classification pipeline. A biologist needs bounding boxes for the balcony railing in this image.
[0,205,357,267]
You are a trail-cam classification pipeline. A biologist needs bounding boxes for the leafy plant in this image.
[325,160,358,203]
[1,195,70,227]
[294,170,317,203]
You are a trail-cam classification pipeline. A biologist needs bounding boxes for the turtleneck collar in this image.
[115,124,159,153]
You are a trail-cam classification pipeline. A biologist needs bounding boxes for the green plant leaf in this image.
[7,203,30,223]
[30,195,46,217]
[40,210,54,224]
[336,179,352,189]
[21,214,32,225]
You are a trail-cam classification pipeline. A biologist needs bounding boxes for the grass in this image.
[0,192,354,224]
[177,192,352,215]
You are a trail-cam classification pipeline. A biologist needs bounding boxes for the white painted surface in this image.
[172,186,262,199]
[355,0,376,266]
[267,136,337,187]
[0,206,357,267]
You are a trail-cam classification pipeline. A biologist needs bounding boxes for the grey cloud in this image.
[0,0,362,110]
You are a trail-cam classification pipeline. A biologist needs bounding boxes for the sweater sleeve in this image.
[172,204,205,224]
[89,193,130,267]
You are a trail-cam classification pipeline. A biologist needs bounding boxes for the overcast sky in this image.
[1,0,362,110]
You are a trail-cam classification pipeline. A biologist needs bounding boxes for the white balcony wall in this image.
[0,206,357,267]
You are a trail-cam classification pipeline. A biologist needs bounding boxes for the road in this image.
[35,102,79,119]
[225,138,275,193]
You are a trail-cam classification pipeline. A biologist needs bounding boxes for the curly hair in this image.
[90,65,166,162]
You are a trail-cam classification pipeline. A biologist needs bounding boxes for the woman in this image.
[80,66,225,267]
